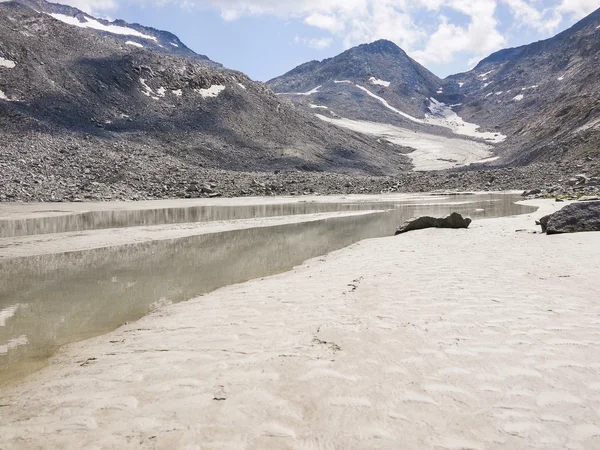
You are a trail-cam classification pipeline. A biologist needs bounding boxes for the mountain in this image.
[444,7,600,165]
[269,11,600,169]
[268,40,442,126]
[268,40,505,171]
[0,0,412,201]
[14,0,218,65]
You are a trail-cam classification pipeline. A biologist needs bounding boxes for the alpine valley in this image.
[1,0,599,201]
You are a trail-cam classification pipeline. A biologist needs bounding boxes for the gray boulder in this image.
[543,201,600,235]
[395,213,472,235]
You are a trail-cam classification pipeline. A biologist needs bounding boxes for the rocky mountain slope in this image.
[268,40,509,172]
[0,0,414,201]
[270,10,600,169]
[444,7,600,165]
[268,40,442,128]
[14,0,217,65]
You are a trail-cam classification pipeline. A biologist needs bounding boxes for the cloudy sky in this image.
[64,0,599,81]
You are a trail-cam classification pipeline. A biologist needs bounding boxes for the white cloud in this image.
[295,35,334,49]
[502,0,563,32]
[558,0,599,17]
[304,13,344,33]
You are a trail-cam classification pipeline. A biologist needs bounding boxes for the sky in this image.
[53,0,600,81]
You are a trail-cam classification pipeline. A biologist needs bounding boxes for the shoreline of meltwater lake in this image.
[1,198,600,449]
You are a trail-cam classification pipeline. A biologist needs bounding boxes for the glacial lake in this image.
[0,193,536,385]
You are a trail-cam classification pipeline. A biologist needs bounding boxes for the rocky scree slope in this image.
[0,1,412,201]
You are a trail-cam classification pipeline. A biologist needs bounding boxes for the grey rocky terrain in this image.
[0,0,412,202]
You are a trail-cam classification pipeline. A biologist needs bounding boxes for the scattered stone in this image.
[522,189,541,197]
[395,213,472,235]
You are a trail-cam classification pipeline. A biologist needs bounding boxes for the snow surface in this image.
[125,41,143,48]
[316,115,493,171]
[139,78,159,100]
[557,76,565,81]
[0,90,14,101]
[170,42,179,47]
[573,117,600,134]
[279,85,321,96]
[478,70,493,79]
[521,85,539,91]
[495,91,503,96]
[369,77,390,87]
[49,13,157,41]
[0,57,16,69]
[172,89,183,96]
[483,82,491,88]
[437,88,443,94]
[310,104,328,109]
[334,80,352,84]
[237,83,246,90]
[196,85,226,99]
[355,85,424,124]
[513,94,524,101]
[424,98,506,143]
[458,82,465,88]
[156,87,166,97]
[471,156,499,164]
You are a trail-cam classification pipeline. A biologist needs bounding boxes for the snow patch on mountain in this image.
[334,80,352,84]
[196,85,225,99]
[172,89,182,96]
[513,94,524,101]
[355,84,424,124]
[170,42,178,47]
[237,83,246,90]
[0,57,16,68]
[310,104,328,109]
[279,85,321,96]
[0,89,16,101]
[369,77,390,87]
[573,117,600,134]
[49,13,157,41]
[139,78,159,100]
[478,71,493,80]
[315,114,493,171]
[125,41,143,48]
[424,98,506,143]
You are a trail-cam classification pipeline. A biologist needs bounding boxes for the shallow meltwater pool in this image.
[0,193,536,385]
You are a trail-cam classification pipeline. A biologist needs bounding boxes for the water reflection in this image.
[0,194,535,384]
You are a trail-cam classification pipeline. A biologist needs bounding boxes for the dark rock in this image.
[536,215,550,233]
[395,212,472,235]
[545,202,600,234]
[522,189,542,197]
